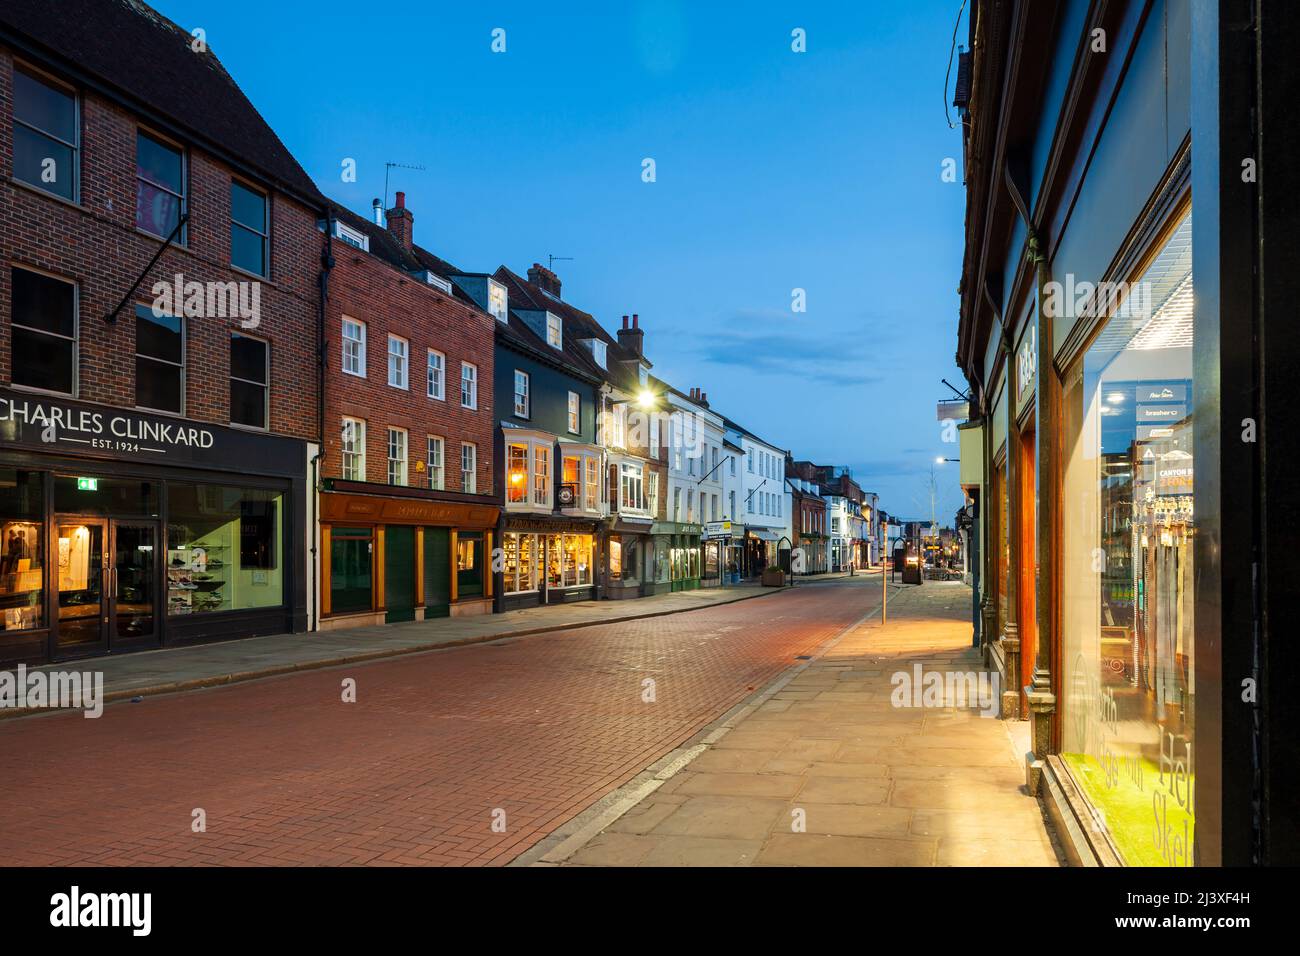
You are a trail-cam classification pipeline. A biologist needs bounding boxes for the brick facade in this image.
[0,47,320,438]
[321,227,494,495]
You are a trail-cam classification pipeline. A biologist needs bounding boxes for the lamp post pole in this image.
[881,518,888,626]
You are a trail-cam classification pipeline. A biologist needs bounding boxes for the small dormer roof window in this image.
[585,338,607,368]
[546,312,562,349]
[488,279,508,323]
[638,365,649,386]
[421,270,453,294]
[321,219,369,251]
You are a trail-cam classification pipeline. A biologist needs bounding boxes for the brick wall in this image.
[323,237,495,494]
[0,47,320,441]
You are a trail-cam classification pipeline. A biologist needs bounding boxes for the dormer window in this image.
[332,221,368,250]
[638,366,648,386]
[423,271,453,295]
[589,339,607,368]
[488,280,508,323]
[546,312,562,349]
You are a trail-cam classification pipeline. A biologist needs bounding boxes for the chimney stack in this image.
[617,311,644,357]
[371,198,384,226]
[527,262,562,298]
[386,191,414,252]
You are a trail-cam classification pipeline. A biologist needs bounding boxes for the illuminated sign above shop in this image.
[0,388,304,475]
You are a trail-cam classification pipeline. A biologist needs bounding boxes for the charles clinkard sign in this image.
[0,389,304,475]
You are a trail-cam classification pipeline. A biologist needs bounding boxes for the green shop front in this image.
[0,389,308,666]
[320,483,499,628]
[652,520,702,592]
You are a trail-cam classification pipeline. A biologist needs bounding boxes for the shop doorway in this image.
[384,526,416,623]
[54,518,159,657]
[423,528,450,618]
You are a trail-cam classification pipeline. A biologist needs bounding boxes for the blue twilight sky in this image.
[154,0,969,522]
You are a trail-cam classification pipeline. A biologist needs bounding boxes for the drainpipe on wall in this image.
[312,212,336,632]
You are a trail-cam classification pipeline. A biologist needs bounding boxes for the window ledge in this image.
[8,176,83,211]
[230,264,272,285]
[6,382,78,401]
[228,421,272,435]
[135,226,191,252]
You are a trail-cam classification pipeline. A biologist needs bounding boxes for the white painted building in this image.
[719,423,747,581]
[662,386,726,586]
[730,420,791,577]
[826,495,854,571]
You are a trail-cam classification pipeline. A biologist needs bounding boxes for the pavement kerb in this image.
[511,581,909,866]
[1,581,824,721]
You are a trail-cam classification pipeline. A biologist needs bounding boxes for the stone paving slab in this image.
[555,581,1065,868]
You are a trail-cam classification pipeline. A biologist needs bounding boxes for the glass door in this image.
[55,518,108,654]
[112,521,158,647]
[55,518,159,655]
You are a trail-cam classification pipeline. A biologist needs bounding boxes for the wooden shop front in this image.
[319,484,499,629]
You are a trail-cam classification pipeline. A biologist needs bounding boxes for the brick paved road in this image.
[0,579,877,866]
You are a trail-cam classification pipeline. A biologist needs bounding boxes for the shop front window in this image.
[457,531,483,597]
[330,527,372,614]
[609,535,637,581]
[539,533,593,588]
[54,475,159,516]
[166,483,283,615]
[0,468,44,632]
[503,532,539,593]
[568,534,593,586]
[1061,210,1195,867]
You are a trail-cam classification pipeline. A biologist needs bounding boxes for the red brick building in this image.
[0,0,322,664]
[786,460,828,575]
[317,196,498,626]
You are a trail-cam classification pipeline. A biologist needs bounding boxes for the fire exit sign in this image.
[76,477,98,491]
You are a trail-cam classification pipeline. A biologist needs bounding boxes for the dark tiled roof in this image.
[492,266,634,389]
[0,0,321,203]
[326,200,485,312]
[329,203,419,272]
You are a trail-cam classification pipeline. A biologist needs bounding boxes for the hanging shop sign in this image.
[1016,326,1037,401]
[0,388,304,475]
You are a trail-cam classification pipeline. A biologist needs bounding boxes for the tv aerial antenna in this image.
[384,161,426,211]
